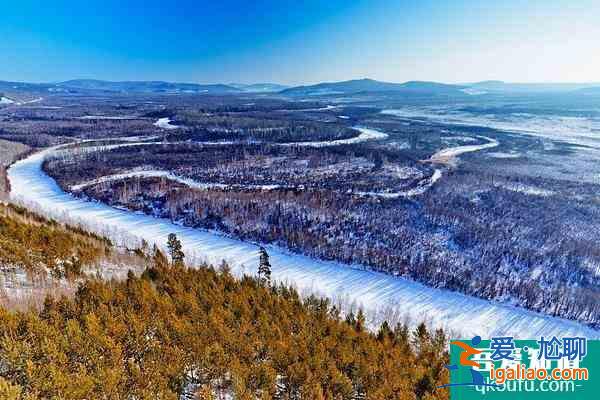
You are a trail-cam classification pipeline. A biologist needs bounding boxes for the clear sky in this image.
[1,0,599,85]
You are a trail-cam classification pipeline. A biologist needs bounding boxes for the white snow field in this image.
[382,106,600,184]
[77,115,140,120]
[8,147,600,339]
[357,169,443,199]
[154,117,179,130]
[0,96,15,105]
[284,127,388,147]
[1,96,44,106]
[382,107,600,150]
[427,136,499,165]
[71,170,286,192]
[18,97,44,105]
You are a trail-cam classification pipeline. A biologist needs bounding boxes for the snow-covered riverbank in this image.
[0,96,15,105]
[285,127,388,147]
[8,146,599,339]
[70,170,286,192]
[154,117,179,130]
[427,136,499,165]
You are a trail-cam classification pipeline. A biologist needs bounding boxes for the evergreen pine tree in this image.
[345,311,356,327]
[258,246,271,284]
[152,244,169,268]
[167,233,185,265]
[0,377,22,400]
[355,309,366,332]
[377,320,393,342]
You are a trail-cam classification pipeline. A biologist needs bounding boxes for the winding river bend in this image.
[7,134,599,339]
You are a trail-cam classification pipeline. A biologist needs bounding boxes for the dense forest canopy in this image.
[0,200,449,399]
[45,141,600,328]
[0,262,449,399]
[0,204,110,279]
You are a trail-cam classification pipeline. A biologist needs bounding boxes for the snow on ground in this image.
[8,147,600,339]
[0,266,78,310]
[359,135,499,198]
[441,136,478,143]
[16,97,43,106]
[357,169,442,199]
[154,117,179,130]
[71,170,286,192]
[285,127,388,147]
[499,183,555,197]
[1,97,44,106]
[77,115,140,120]
[399,169,443,197]
[383,106,600,183]
[487,151,521,159]
[24,106,63,109]
[461,88,488,96]
[427,136,499,165]
[53,126,388,165]
[1,259,143,309]
[20,97,43,105]
[69,159,428,200]
[313,104,337,111]
[382,107,600,150]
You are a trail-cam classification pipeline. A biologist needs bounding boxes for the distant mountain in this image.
[280,78,465,96]
[468,81,600,93]
[0,80,53,93]
[228,83,290,93]
[56,79,242,94]
[577,86,600,95]
[6,77,598,97]
[0,79,244,95]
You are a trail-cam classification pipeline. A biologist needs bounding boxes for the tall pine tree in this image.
[258,246,272,284]
[152,244,169,268]
[167,233,185,265]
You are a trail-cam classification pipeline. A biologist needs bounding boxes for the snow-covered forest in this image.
[43,138,600,328]
[0,202,449,399]
[4,90,600,335]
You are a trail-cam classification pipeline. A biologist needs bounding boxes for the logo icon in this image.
[439,335,500,388]
[443,336,596,399]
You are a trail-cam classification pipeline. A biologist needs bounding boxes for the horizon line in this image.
[3,77,600,87]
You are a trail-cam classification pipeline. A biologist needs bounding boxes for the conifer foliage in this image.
[0,204,108,278]
[258,246,272,284]
[167,232,185,265]
[0,263,449,399]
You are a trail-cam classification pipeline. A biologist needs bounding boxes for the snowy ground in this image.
[382,107,600,150]
[71,170,286,192]
[382,105,600,184]
[366,135,499,198]
[499,183,555,197]
[154,117,179,130]
[0,97,15,105]
[1,97,44,106]
[427,136,499,165]
[16,97,44,106]
[77,115,140,120]
[461,88,488,96]
[357,169,442,199]
[8,146,600,339]
[283,127,388,147]
[150,119,384,146]
[71,166,433,199]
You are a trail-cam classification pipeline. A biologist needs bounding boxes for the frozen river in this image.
[7,144,599,339]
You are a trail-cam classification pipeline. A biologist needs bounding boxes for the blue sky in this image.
[1,0,599,84]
